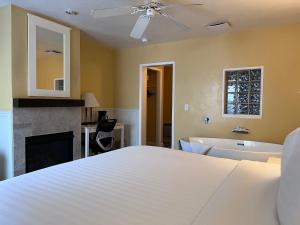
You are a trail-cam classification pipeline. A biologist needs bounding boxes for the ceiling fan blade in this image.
[160,13,190,31]
[130,15,151,39]
[161,1,204,9]
[91,6,132,18]
[173,3,204,6]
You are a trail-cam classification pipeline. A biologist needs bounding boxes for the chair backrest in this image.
[98,111,107,123]
[95,119,117,151]
[96,119,117,133]
[277,128,300,225]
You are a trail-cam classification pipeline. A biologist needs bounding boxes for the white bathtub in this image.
[180,137,283,162]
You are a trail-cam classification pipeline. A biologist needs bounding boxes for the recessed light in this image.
[141,37,148,43]
[65,9,79,16]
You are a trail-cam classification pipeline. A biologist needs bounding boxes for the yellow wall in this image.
[115,24,300,145]
[37,55,64,90]
[3,4,300,146]
[80,34,116,108]
[0,5,12,110]
[11,5,81,99]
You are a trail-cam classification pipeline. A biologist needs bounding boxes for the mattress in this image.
[0,146,280,225]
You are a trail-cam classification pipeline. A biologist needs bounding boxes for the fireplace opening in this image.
[26,132,74,173]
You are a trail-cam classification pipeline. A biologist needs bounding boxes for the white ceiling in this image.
[2,0,300,48]
[0,0,10,7]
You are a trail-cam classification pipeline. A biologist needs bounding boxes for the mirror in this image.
[28,14,71,97]
[36,26,64,91]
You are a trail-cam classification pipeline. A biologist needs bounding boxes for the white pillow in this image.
[179,139,192,152]
[179,139,212,155]
[281,128,300,173]
[277,128,300,225]
[208,147,281,162]
[189,141,212,154]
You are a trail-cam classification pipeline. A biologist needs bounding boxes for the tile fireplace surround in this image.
[13,99,83,176]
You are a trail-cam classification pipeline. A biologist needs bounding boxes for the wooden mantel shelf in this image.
[13,98,85,108]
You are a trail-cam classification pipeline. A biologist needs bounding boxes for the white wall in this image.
[0,111,13,180]
[114,109,139,146]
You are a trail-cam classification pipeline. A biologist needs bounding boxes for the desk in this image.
[82,123,125,158]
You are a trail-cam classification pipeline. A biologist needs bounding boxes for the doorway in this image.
[139,62,175,148]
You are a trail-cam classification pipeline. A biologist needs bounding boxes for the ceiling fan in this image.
[91,0,203,40]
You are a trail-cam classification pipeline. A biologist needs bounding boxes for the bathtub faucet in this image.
[232,127,250,134]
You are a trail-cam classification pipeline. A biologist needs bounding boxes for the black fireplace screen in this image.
[26,132,74,173]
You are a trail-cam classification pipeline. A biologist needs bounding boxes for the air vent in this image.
[44,50,63,55]
[206,21,231,31]
[65,9,78,16]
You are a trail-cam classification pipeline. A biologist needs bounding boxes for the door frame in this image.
[139,61,175,148]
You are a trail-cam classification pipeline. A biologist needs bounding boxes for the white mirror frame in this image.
[27,14,71,97]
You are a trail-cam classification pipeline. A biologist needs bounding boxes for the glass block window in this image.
[223,67,263,118]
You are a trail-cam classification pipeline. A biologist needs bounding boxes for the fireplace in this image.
[13,106,81,176]
[25,132,74,173]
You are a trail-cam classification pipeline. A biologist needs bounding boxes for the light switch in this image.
[184,104,189,112]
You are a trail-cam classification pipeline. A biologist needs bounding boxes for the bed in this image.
[0,129,299,225]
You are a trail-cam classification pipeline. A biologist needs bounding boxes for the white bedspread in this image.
[193,161,280,225]
[0,146,279,225]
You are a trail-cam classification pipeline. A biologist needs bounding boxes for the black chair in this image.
[90,118,117,155]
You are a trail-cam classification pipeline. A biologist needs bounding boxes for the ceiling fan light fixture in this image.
[146,8,156,17]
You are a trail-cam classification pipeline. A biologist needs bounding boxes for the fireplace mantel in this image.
[13,98,84,108]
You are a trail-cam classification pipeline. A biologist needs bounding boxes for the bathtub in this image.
[180,137,283,162]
